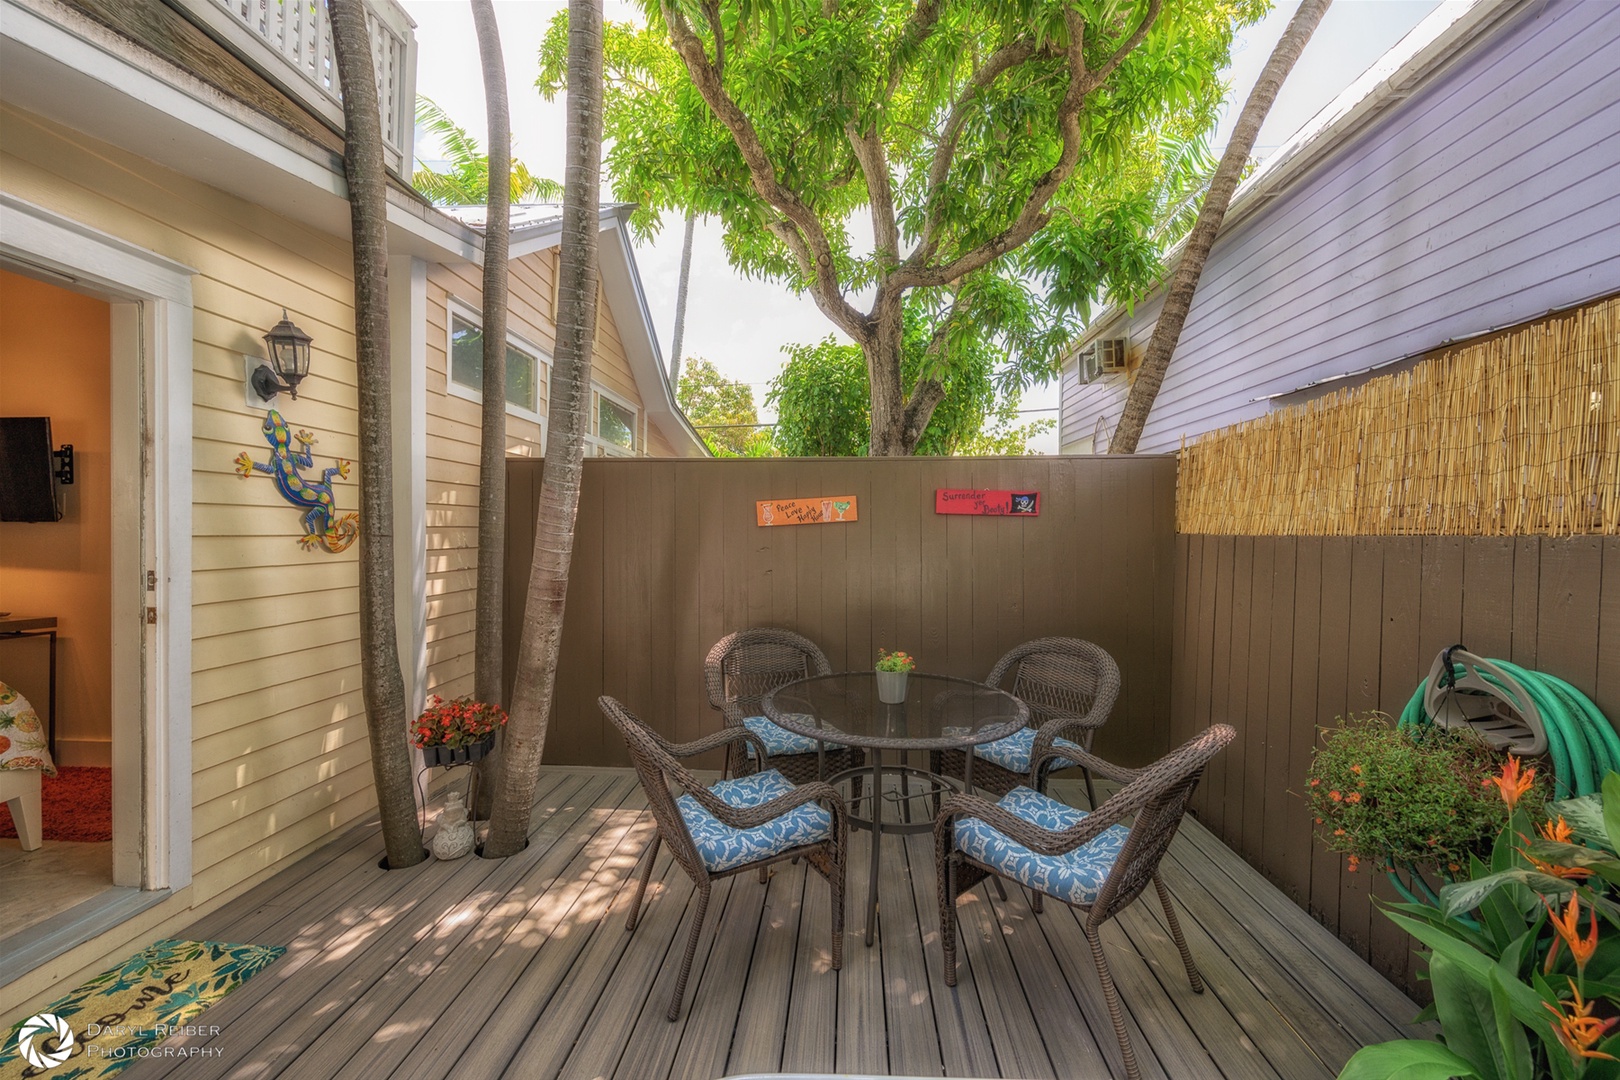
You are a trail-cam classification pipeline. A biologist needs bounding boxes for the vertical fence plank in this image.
[1512,537,1542,669]
[1312,539,1353,933]
[1371,537,1422,983]
[1598,539,1620,725]
[1535,536,1604,702]
[1339,538,1386,961]
[1240,538,1275,866]
[1204,537,1238,839]
[1461,538,1515,660]
[1287,537,1324,914]
[1260,538,1299,899]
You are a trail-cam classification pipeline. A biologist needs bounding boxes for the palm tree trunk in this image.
[328,0,424,869]
[483,0,604,858]
[669,210,696,384]
[471,0,512,818]
[1110,0,1332,454]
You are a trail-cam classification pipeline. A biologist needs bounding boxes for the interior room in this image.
[0,265,117,940]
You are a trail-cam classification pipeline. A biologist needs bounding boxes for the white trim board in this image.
[1,192,194,894]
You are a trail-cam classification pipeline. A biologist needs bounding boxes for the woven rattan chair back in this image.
[988,637,1119,734]
[600,697,709,878]
[704,628,838,780]
[705,628,831,720]
[1088,725,1233,928]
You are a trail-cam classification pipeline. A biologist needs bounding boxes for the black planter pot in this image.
[422,735,496,767]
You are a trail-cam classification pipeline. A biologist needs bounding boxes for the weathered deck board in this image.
[122,768,1424,1080]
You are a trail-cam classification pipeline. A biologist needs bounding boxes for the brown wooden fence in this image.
[505,455,1178,770]
[1169,533,1620,990]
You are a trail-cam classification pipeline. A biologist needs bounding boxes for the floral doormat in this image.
[0,939,285,1079]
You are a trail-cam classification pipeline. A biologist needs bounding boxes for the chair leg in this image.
[991,875,1008,902]
[939,858,958,987]
[829,855,845,972]
[1085,923,1141,1080]
[759,865,770,884]
[626,834,661,932]
[1082,766,1098,811]
[667,881,711,1022]
[1029,889,1043,914]
[1155,874,1205,994]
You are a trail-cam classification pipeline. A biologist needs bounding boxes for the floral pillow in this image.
[0,681,57,776]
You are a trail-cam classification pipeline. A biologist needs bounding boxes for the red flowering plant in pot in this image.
[414,695,508,767]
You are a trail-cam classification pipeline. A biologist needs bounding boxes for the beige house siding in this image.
[1,106,377,1006]
[423,248,666,704]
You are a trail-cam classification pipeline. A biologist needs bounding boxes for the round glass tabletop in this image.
[763,672,1028,750]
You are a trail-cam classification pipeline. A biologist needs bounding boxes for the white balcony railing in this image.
[174,0,416,173]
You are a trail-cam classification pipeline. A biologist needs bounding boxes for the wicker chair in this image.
[934,638,1119,807]
[934,724,1236,1080]
[704,628,865,788]
[601,696,847,1022]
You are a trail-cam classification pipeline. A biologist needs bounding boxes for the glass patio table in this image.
[763,671,1028,945]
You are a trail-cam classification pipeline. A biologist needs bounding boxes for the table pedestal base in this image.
[828,752,970,946]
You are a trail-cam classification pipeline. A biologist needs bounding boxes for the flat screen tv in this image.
[0,417,61,522]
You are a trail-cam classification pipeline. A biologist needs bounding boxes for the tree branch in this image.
[660,0,869,341]
[912,39,1041,265]
[896,0,1162,291]
[846,120,899,268]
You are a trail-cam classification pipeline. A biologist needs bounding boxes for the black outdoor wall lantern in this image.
[249,311,314,404]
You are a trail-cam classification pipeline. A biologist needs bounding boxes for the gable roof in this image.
[439,202,709,458]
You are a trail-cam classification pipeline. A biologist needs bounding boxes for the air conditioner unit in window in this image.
[1074,343,1102,385]
[1097,337,1130,373]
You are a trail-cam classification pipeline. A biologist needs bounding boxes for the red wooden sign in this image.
[934,489,1041,516]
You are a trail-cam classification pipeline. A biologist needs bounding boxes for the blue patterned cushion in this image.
[975,726,1084,773]
[741,715,845,758]
[677,769,832,873]
[954,787,1130,907]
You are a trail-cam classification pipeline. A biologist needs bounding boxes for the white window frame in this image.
[587,383,641,457]
[444,297,549,427]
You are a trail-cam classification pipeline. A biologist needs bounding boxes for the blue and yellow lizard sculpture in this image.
[235,410,359,553]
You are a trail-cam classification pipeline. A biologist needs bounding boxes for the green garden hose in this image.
[1399,659,1619,799]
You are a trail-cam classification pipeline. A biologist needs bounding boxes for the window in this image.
[448,312,544,415]
[589,387,639,456]
[598,395,635,449]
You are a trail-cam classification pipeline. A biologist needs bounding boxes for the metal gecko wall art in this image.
[234,410,360,553]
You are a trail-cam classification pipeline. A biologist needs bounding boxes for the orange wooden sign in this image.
[756,496,858,527]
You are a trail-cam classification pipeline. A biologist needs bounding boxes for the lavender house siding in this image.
[1059,0,1620,454]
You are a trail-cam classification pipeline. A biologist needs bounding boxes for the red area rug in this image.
[0,766,112,842]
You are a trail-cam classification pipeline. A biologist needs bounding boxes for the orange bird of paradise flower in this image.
[1545,894,1602,975]
[1546,981,1619,1061]
[1486,755,1535,811]
[1541,816,1576,845]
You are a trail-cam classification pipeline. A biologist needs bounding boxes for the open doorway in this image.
[0,267,121,937]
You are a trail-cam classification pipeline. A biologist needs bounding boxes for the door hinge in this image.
[145,606,157,625]
[147,570,157,590]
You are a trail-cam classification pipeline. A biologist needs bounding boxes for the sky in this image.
[401,0,1450,451]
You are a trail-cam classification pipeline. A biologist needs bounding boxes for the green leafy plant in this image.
[876,650,915,674]
[1310,713,1545,882]
[1338,765,1620,1080]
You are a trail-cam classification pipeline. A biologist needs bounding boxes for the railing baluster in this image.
[198,0,409,163]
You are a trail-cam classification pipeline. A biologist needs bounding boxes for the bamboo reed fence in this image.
[1177,295,1619,536]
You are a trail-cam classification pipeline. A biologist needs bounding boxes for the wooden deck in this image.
[124,768,1428,1080]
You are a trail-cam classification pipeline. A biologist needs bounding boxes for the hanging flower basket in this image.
[413,696,507,768]
[422,735,496,768]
